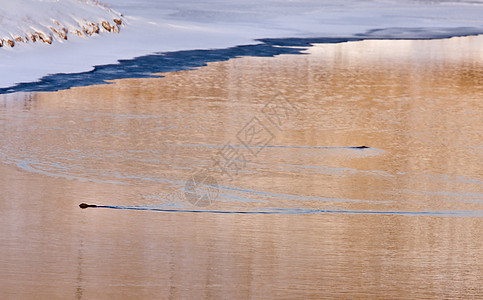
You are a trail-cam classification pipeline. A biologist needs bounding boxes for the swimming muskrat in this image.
[353,146,369,149]
[79,203,97,209]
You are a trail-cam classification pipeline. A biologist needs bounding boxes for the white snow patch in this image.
[1,0,483,88]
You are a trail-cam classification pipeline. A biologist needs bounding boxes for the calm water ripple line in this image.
[86,205,483,217]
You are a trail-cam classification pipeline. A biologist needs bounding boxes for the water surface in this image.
[0,36,482,298]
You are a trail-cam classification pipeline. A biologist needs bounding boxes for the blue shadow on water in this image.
[88,205,482,217]
[0,40,302,94]
[3,30,481,95]
[0,37,366,95]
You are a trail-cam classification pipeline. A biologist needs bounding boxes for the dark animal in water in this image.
[79,203,97,209]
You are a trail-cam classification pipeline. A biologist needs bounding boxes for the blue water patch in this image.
[0,40,315,94]
[3,30,483,95]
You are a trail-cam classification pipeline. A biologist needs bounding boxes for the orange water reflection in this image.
[0,36,482,298]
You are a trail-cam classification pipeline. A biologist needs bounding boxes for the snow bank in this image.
[0,0,124,47]
[1,0,483,89]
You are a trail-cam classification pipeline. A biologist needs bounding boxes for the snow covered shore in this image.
[0,0,124,48]
[1,0,483,89]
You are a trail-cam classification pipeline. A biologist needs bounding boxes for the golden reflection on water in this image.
[0,36,482,298]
